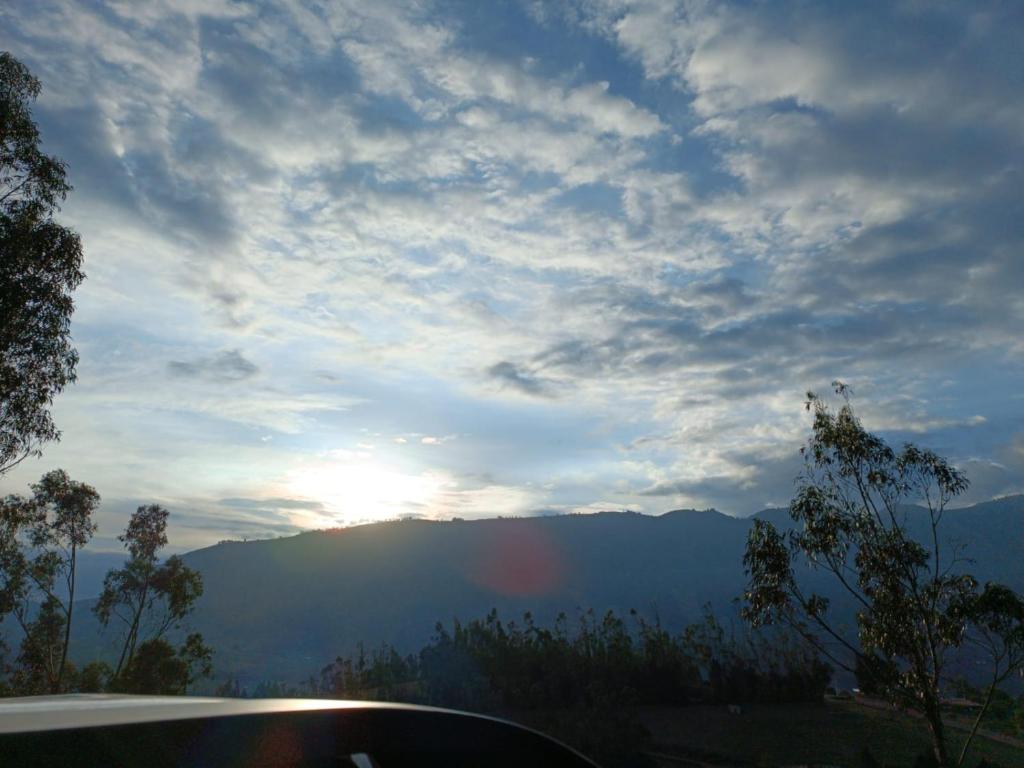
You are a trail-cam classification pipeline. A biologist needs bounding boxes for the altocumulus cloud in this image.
[487,361,554,398]
[168,349,260,382]
[0,0,1021,543]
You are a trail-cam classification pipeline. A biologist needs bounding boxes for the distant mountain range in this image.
[66,496,1024,686]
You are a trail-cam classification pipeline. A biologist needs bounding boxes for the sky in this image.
[1,0,1022,551]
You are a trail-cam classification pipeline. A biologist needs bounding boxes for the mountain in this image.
[68,497,1024,686]
[70,550,128,600]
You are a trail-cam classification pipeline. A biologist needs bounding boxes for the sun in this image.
[281,457,444,526]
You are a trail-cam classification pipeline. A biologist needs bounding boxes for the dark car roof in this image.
[0,695,600,767]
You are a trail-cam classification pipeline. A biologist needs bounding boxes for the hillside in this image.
[70,496,1024,685]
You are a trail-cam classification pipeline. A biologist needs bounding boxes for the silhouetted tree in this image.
[94,504,207,683]
[75,660,113,693]
[311,606,830,767]
[118,634,212,695]
[0,52,84,475]
[743,383,1024,767]
[213,675,245,698]
[0,470,98,692]
[955,584,1024,764]
[854,652,890,697]
[316,606,830,713]
[681,604,830,705]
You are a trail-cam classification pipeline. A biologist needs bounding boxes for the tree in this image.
[742,383,1024,767]
[0,52,84,475]
[94,505,207,682]
[0,469,98,693]
[118,634,212,695]
[75,660,113,693]
[955,583,1024,764]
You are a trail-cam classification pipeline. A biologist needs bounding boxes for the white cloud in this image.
[0,0,1020,540]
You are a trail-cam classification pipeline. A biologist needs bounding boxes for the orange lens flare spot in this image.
[468,521,566,596]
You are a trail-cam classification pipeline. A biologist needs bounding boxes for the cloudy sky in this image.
[2,0,1022,551]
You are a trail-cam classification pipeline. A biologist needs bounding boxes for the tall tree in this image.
[94,505,206,680]
[0,52,84,475]
[742,383,1024,767]
[0,469,99,692]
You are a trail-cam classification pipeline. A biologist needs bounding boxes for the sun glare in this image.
[281,459,443,526]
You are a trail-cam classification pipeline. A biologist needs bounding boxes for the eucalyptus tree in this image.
[743,383,1024,767]
[0,470,99,692]
[95,504,206,681]
[0,52,84,475]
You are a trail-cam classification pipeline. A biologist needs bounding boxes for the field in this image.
[640,700,1024,767]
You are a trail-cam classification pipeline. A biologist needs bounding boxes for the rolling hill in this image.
[68,496,1024,686]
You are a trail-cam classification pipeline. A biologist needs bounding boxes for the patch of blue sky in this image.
[550,181,624,218]
[353,92,426,134]
[438,0,644,88]
[639,131,744,199]
[517,170,563,193]
[291,47,363,101]
[891,361,1024,448]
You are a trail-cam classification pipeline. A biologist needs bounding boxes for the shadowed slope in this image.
[65,497,1024,685]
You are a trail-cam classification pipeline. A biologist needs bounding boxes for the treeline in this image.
[311,608,831,710]
[221,608,831,765]
[0,470,211,696]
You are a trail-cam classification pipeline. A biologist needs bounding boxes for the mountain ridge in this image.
[63,496,1023,686]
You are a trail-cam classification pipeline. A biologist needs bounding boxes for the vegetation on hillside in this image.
[218,607,831,766]
[218,604,1024,767]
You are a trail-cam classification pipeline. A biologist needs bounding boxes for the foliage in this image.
[74,660,113,693]
[682,606,834,706]
[0,470,98,692]
[116,634,213,695]
[0,52,84,474]
[94,504,207,684]
[308,608,830,713]
[229,608,831,767]
[0,478,212,696]
[742,383,1024,767]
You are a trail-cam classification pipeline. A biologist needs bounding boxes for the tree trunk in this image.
[957,680,997,767]
[115,582,149,678]
[924,703,950,767]
[55,544,76,692]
